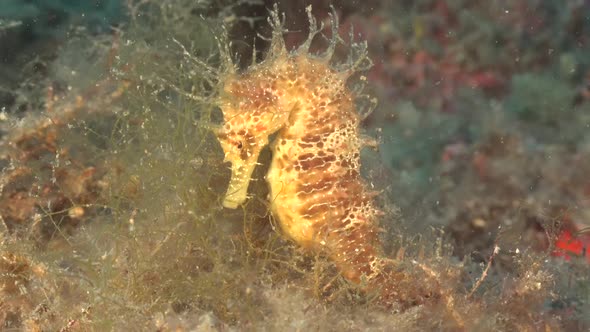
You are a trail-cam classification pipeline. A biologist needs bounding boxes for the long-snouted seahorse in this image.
[215,6,435,307]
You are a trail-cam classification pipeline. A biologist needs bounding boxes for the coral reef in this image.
[0,0,589,331]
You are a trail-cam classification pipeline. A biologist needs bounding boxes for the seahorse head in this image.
[215,73,289,209]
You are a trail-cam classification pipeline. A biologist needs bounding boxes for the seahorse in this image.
[214,5,434,307]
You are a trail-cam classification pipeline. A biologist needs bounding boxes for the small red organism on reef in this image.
[553,229,590,263]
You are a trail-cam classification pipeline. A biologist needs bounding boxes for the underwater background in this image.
[1,0,590,330]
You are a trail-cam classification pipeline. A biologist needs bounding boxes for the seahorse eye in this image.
[236,141,243,149]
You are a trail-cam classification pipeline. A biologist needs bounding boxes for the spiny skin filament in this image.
[214,5,433,306]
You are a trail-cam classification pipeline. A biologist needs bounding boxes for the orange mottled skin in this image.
[215,6,432,306]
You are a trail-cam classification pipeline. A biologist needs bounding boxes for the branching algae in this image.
[212,5,436,307]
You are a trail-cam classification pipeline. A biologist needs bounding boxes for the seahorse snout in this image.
[216,128,267,209]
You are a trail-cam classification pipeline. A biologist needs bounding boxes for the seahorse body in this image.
[215,6,430,306]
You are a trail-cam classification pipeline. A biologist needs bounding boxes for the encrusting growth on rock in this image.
[214,5,436,307]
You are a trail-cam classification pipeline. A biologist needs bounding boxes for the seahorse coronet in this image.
[213,5,430,307]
